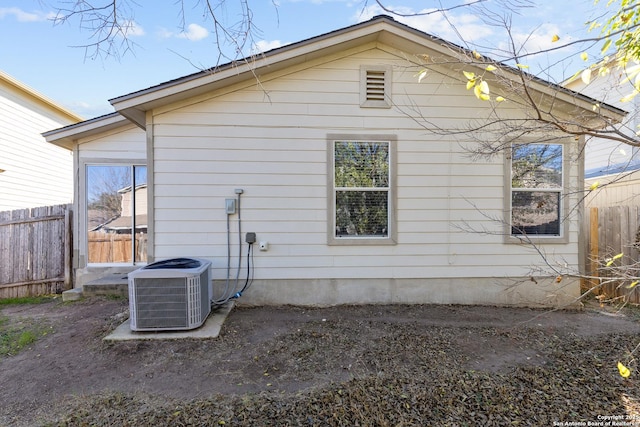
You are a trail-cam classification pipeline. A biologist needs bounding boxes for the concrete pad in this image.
[104,301,235,341]
[62,287,83,302]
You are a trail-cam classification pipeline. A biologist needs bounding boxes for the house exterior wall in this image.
[0,76,78,211]
[120,186,148,220]
[585,170,640,207]
[143,47,581,306]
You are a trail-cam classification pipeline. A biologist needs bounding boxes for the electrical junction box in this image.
[246,232,256,243]
[225,198,236,214]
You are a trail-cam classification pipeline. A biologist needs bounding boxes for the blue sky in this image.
[1,0,610,119]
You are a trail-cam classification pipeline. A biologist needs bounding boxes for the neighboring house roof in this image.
[0,70,83,124]
[585,159,640,178]
[564,59,640,178]
[44,15,627,145]
[92,214,148,232]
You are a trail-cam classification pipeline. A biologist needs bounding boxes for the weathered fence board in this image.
[0,204,71,298]
[587,205,640,304]
[87,232,147,263]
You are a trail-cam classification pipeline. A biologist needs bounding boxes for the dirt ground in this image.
[2,297,640,426]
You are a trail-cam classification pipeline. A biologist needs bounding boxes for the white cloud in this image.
[353,4,493,45]
[157,28,174,39]
[253,39,286,53]
[122,20,145,37]
[177,23,209,41]
[157,23,209,41]
[0,7,51,22]
[505,23,562,55]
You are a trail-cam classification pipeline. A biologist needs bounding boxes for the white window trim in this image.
[360,65,392,108]
[327,134,397,246]
[504,142,570,244]
[83,160,148,266]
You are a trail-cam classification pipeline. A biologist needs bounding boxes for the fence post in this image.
[589,207,599,292]
[64,207,72,290]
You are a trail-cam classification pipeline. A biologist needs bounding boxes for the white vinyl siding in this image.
[149,47,581,282]
[77,125,146,161]
[0,81,75,210]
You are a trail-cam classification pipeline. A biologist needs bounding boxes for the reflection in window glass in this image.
[334,141,390,238]
[511,191,560,235]
[510,144,563,236]
[87,165,147,263]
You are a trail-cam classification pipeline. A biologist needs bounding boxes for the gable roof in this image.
[0,70,83,123]
[45,15,626,144]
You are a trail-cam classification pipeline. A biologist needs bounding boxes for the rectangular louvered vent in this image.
[365,70,386,102]
[360,66,391,108]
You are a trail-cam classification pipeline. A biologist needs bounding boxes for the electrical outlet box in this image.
[225,198,236,214]
[246,232,256,243]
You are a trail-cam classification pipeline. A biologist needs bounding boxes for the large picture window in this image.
[329,136,396,244]
[86,164,147,264]
[510,143,563,237]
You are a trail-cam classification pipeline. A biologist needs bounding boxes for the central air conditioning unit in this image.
[128,257,212,331]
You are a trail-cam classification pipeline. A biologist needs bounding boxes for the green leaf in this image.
[618,361,631,378]
[606,253,624,266]
[581,68,592,84]
[485,65,497,72]
[463,71,476,80]
[474,81,490,101]
[621,92,638,102]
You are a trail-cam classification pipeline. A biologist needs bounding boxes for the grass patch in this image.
[0,315,51,357]
[0,295,55,306]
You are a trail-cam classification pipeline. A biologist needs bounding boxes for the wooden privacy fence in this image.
[87,231,147,263]
[0,204,72,298]
[587,205,640,304]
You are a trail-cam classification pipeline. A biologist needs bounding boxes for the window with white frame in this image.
[510,143,563,237]
[86,164,148,263]
[329,136,396,244]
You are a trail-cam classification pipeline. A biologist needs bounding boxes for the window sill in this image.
[504,234,569,245]
[328,237,397,246]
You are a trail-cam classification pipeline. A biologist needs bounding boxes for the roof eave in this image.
[0,70,84,123]
[109,15,627,128]
[43,112,130,150]
[110,21,393,127]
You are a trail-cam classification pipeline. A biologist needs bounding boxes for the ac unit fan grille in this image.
[133,277,192,329]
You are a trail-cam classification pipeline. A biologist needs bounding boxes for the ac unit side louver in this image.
[128,258,212,331]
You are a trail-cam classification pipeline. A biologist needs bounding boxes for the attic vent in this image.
[366,71,386,101]
[360,65,391,108]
